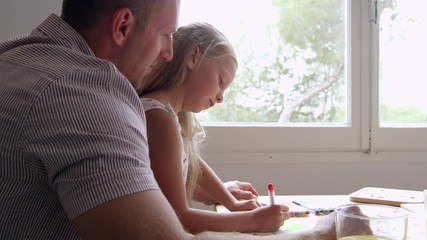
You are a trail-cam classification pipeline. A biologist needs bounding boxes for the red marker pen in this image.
[268,183,275,205]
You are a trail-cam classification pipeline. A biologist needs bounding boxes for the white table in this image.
[215,195,426,239]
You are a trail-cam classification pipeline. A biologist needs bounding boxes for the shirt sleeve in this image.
[21,67,159,219]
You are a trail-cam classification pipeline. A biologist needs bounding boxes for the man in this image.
[0,0,336,239]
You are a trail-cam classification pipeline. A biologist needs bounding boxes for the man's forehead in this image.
[147,0,178,30]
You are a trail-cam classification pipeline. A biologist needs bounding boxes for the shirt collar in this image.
[36,14,95,57]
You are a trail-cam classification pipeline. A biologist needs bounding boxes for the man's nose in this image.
[216,92,223,103]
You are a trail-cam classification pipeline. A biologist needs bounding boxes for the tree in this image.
[201,0,346,123]
[200,0,404,124]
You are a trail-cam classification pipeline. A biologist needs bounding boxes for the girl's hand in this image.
[224,180,259,200]
[249,204,290,232]
[226,199,260,211]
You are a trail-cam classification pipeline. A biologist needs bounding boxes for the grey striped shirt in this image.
[0,14,159,239]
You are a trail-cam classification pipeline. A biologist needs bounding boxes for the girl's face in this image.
[183,54,237,113]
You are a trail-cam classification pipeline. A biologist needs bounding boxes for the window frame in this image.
[368,0,427,152]
[199,0,427,155]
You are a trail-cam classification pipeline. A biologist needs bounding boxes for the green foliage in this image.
[202,0,347,124]
[201,0,422,125]
[380,104,427,124]
[266,0,345,123]
[273,0,344,64]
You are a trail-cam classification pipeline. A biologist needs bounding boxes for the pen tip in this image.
[268,183,274,191]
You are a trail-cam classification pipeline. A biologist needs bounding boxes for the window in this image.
[378,0,427,126]
[181,0,347,125]
[179,0,427,156]
[373,0,427,151]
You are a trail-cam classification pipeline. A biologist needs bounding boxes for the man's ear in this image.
[186,46,200,69]
[110,8,135,46]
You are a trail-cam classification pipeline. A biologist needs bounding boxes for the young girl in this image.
[139,22,289,233]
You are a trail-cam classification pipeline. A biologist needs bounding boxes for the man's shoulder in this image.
[7,41,109,72]
[0,14,114,81]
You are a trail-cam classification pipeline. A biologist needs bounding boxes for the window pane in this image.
[179,0,348,125]
[378,0,427,126]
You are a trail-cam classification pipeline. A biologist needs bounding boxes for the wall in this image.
[191,150,426,210]
[0,0,61,42]
[205,152,427,195]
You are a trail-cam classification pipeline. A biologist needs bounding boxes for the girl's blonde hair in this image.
[140,22,237,204]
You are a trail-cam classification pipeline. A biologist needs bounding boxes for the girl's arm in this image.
[145,110,289,234]
[194,159,260,211]
[224,180,260,201]
[193,179,261,207]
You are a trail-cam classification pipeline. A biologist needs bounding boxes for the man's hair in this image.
[61,0,159,32]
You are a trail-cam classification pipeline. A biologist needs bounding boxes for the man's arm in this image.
[72,189,191,240]
[194,212,337,240]
[72,189,336,240]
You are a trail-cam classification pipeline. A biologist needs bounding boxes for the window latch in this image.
[370,0,378,24]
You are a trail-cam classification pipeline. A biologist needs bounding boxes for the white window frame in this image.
[367,0,427,152]
[202,0,427,157]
